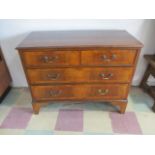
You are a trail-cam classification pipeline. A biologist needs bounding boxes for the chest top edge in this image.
[16,30,144,50]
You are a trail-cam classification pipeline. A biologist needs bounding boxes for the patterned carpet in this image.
[0,87,155,135]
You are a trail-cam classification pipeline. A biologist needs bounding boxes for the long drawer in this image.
[31,84,128,101]
[27,67,133,84]
[81,49,137,66]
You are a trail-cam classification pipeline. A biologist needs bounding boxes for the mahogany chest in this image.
[0,47,11,102]
[16,30,143,114]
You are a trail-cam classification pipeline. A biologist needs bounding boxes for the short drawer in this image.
[27,67,133,84]
[31,84,128,101]
[81,49,137,66]
[21,50,80,67]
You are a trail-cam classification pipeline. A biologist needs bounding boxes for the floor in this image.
[0,87,155,135]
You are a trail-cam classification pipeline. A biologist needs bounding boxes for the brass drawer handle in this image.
[99,73,113,79]
[49,90,62,96]
[98,89,109,95]
[46,73,60,80]
[41,55,58,63]
[101,54,116,61]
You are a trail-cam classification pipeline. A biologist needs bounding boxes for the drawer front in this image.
[81,49,137,66]
[31,84,128,101]
[22,50,80,67]
[27,67,133,84]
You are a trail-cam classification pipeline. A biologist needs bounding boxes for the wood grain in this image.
[16,30,143,49]
[31,84,128,101]
[81,49,137,66]
[22,50,80,67]
[27,67,133,84]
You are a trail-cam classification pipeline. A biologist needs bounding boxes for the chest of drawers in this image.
[16,30,143,114]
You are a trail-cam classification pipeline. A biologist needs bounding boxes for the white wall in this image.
[0,19,155,87]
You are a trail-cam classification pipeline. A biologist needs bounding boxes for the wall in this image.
[0,19,155,87]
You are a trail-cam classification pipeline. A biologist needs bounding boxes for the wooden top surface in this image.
[16,30,143,49]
